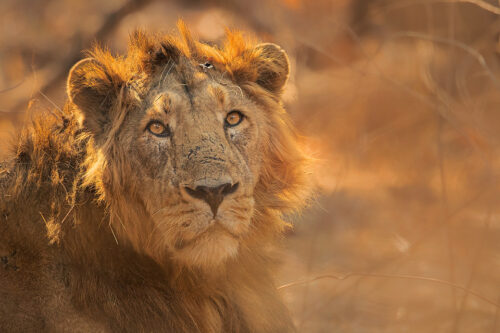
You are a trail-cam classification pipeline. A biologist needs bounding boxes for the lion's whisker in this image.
[109,224,119,245]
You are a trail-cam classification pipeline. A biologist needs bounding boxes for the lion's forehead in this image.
[135,74,253,135]
[147,68,244,107]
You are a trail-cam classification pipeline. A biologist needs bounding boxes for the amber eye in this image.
[225,111,244,127]
[146,121,170,137]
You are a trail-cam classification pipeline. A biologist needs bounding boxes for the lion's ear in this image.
[67,58,123,136]
[253,43,290,95]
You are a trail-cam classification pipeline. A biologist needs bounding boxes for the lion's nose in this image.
[184,182,239,217]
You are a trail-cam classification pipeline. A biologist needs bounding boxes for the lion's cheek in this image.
[217,198,254,235]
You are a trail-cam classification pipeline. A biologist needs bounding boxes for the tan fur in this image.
[0,22,311,332]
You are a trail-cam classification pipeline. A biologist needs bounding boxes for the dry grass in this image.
[2,0,500,331]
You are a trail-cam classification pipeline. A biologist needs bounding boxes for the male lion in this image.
[0,22,310,332]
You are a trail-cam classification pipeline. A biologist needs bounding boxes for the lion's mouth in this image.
[174,221,241,250]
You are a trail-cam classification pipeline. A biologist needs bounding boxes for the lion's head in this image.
[67,22,310,269]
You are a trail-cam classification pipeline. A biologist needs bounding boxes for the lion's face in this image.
[67,26,307,269]
[120,69,264,267]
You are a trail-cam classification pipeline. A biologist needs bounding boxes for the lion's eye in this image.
[225,111,244,127]
[146,121,170,137]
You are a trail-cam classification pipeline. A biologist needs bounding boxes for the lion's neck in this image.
[53,197,290,332]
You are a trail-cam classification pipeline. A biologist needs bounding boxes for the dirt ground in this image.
[2,0,500,331]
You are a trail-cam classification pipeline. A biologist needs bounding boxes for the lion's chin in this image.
[172,227,240,269]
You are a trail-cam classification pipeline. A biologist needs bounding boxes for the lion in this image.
[0,22,310,332]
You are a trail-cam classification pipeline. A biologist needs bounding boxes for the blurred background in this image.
[2,0,500,331]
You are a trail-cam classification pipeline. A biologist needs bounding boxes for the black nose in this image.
[184,183,239,217]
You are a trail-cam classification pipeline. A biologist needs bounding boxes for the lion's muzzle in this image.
[183,181,239,217]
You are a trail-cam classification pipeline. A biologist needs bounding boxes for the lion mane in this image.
[0,22,310,332]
